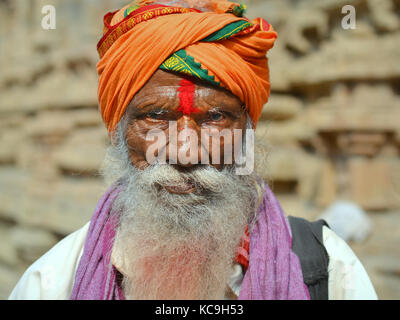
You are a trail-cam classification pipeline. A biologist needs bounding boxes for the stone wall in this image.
[0,0,399,299]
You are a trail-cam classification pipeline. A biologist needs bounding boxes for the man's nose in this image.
[171,116,201,167]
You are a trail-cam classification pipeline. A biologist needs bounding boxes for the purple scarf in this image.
[70,182,310,300]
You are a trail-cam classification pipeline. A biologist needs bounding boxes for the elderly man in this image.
[9,0,377,300]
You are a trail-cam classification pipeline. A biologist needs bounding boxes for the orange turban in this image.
[97,0,277,133]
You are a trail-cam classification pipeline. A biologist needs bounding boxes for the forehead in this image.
[130,69,242,106]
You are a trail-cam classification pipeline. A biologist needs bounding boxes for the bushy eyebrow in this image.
[127,104,171,120]
[200,98,246,117]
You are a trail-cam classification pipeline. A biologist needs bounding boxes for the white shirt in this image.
[8,222,378,300]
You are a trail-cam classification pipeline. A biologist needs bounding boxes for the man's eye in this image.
[209,112,224,121]
[146,111,165,120]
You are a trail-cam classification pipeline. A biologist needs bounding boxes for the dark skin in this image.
[122,69,247,194]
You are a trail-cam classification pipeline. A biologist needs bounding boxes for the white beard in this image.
[101,123,260,300]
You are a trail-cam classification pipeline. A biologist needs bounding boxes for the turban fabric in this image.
[97,0,278,133]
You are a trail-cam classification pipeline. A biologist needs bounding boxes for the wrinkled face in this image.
[107,70,258,300]
[123,69,248,193]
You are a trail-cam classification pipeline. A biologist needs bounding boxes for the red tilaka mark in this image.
[177,78,199,115]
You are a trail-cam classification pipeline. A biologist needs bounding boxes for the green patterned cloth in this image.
[159,20,252,86]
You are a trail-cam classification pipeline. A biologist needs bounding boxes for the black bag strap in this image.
[288,216,330,300]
